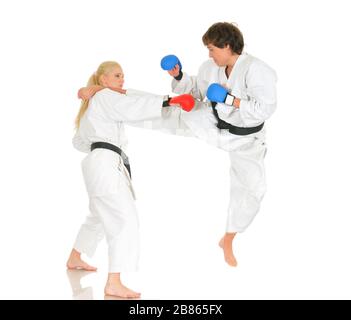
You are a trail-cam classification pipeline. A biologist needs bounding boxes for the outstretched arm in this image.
[77,85,126,100]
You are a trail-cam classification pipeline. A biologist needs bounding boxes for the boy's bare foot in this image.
[219,233,237,267]
[105,273,141,299]
[66,249,97,271]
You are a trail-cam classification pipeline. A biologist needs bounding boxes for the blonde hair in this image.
[75,61,122,129]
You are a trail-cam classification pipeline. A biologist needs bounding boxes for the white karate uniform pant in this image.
[73,149,139,273]
[226,137,267,233]
[129,105,267,233]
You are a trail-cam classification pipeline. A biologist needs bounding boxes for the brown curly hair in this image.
[202,22,244,55]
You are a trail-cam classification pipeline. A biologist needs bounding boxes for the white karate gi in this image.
[72,88,164,272]
[175,53,277,232]
[129,53,277,233]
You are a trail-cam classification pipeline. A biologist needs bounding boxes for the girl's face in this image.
[100,66,125,89]
[207,44,233,66]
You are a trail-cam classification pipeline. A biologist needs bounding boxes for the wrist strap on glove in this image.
[162,96,171,107]
[174,70,183,81]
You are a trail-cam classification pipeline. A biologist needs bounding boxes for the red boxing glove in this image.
[169,94,195,112]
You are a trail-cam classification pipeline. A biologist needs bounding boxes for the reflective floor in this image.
[66,270,95,300]
[66,270,142,300]
[1,243,351,300]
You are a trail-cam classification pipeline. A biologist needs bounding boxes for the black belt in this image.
[211,102,264,136]
[91,142,131,179]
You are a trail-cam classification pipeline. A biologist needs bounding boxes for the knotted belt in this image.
[91,142,131,179]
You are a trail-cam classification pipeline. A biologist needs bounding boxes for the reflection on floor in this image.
[66,269,140,300]
[66,270,94,300]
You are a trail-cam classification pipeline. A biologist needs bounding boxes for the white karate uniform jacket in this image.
[72,88,164,272]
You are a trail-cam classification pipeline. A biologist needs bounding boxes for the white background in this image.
[0,0,350,299]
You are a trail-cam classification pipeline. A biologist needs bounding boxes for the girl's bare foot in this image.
[104,273,141,299]
[219,233,237,267]
[66,249,97,271]
[104,283,141,299]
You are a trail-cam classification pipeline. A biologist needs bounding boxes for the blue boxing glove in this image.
[160,54,183,80]
[161,54,182,70]
[206,83,236,106]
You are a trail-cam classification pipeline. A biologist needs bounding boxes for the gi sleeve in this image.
[72,132,90,153]
[239,62,277,125]
[96,89,164,122]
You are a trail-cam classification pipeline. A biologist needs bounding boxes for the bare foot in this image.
[104,282,141,299]
[66,249,97,271]
[219,233,238,267]
[105,273,140,299]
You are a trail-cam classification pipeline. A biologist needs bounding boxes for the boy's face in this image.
[207,44,233,66]
[100,66,125,89]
